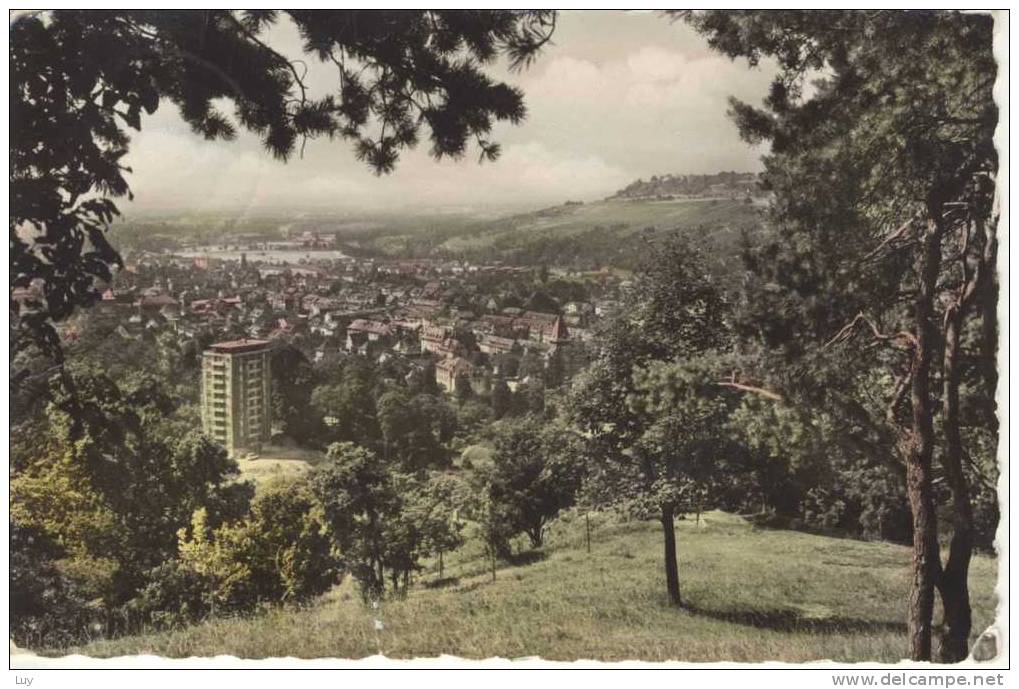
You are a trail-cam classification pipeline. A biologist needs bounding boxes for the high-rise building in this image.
[201,339,272,458]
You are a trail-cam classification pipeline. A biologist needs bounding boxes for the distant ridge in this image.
[608,171,762,201]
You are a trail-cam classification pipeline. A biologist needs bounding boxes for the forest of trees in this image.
[9,10,1000,663]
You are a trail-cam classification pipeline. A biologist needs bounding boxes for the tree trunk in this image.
[661,505,682,607]
[528,522,544,548]
[935,212,993,663]
[904,214,944,662]
[979,220,999,413]
[937,302,974,662]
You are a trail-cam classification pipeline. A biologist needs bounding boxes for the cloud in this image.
[120,11,775,214]
[379,142,631,208]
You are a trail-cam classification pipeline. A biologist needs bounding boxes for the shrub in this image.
[10,524,99,648]
[127,560,212,630]
[175,477,343,613]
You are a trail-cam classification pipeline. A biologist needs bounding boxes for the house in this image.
[435,356,473,392]
[479,334,517,356]
[545,316,570,349]
[191,296,242,315]
[136,293,178,313]
[421,281,443,299]
[421,324,454,355]
[99,287,135,306]
[346,319,393,352]
[479,314,528,339]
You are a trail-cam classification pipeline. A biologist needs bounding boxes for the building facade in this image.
[435,356,473,392]
[201,339,272,458]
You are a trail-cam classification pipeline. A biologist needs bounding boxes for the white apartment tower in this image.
[201,339,272,458]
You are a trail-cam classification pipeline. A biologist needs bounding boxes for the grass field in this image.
[234,444,323,486]
[60,511,999,663]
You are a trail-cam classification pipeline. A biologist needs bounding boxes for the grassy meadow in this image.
[59,511,998,663]
[234,444,322,485]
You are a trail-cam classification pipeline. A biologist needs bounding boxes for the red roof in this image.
[548,316,570,341]
[209,338,271,354]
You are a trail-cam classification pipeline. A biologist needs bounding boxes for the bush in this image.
[242,477,343,603]
[127,560,212,630]
[175,477,343,612]
[10,524,100,648]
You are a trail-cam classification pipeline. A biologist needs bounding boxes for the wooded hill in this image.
[343,196,765,275]
[608,171,762,201]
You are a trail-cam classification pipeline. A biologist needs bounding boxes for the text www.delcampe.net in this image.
[833,674,1006,687]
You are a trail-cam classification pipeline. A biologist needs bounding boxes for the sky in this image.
[124,11,778,215]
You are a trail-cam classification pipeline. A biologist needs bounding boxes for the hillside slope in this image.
[59,513,997,663]
[350,197,765,273]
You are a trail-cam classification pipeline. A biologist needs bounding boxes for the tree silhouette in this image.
[11,10,556,357]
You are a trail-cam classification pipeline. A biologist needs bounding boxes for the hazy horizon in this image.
[122,10,776,215]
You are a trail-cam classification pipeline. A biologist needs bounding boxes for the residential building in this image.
[201,339,272,458]
[346,319,393,352]
[436,356,473,392]
[479,334,517,356]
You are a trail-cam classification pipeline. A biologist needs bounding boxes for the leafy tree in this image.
[517,351,545,381]
[175,477,341,611]
[455,400,495,440]
[11,367,254,639]
[377,390,455,470]
[511,379,546,417]
[464,482,518,563]
[453,373,473,405]
[680,9,997,661]
[236,477,342,603]
[628,357,750,605]
[126,559,213,631]
[568,238,735,605]
[412,394,459,447]
[493,353,520,379]
[526,290,559,313]
[11,9,556,358]
[490,377,512,419]
[23,368,251,569]
[270,344,321,441]
[380,472,466,594]
[310,442,392,600]
[413,473,468,578]
[175,508,253,612]
[485,418,585,548]
[11,523,97,647]
[310,442,462,600]
[544,350,566,389]
[310,357,380,445]
[407,360,440,396]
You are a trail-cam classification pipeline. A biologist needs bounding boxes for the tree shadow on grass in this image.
[422,576,460,589]
[506,550,548,567]
[682,602,907,634]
